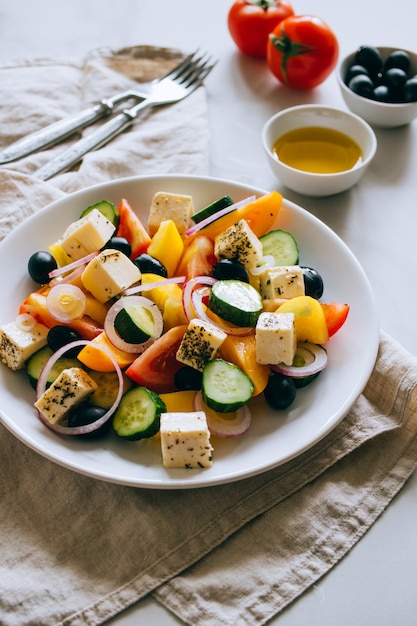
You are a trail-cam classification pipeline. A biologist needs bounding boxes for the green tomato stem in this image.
[246,0,277,10]
[269,31,315,84]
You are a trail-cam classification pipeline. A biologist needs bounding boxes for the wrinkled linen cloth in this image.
[0,47,417,626]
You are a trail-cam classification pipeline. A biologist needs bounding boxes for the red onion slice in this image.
[182,275,217,322]
[48,251,98,279]
[104,295,163,353]
[271,342,328,378]
[46,283,87,322]
[15,313,36,332]
[191,287,253,337]
[35,339,124,436]
[185,196,256,236]
[194,390,252,438]
[122,275,186,296]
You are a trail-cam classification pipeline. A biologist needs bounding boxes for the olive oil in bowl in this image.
[273,127,363,174]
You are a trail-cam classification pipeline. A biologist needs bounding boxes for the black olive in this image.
[102,236,132,257]
[301,266,324,300]
[67,405,111,438]
[403,76,417,102]
[383,67,408,92]
[174,366,203,391]
[47,325,83,357]
[344,64,370,84]
[212,258,249,283]
[384,50,411,74]
[373,84,390,102]
[133,253,168,278]
[348,74,374,98]
[264,373,296,410]
[27,250,58,284]
[354,46,383,77]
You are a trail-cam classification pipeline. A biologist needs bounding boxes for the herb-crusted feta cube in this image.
[258,265,305,300]
[59,208,115,260]
[176,319,227,371]
[255,311,296,366]
[160,411,213,469]
[214,219,263,269]
[34,367,97,425]
[0,320,49,371]
[148,191,194,236]
[81,248,141,302]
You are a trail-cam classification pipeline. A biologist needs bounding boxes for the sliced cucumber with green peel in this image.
[260,229,299,265]
[80,200,118,226]
[208,279,263,327]
[112,386,166,440]
[25,345,80,390]
[202,359,254,413]
[114,304,155,344]
[191,195,234,224]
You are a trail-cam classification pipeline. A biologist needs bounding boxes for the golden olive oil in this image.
[273,127,363,174]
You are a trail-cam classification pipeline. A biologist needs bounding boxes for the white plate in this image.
[0,175,379,489]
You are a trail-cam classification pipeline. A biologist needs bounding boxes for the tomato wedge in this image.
[125,324,187,393]
[320,302,349,337]
[117,198,151,259]
[176,235,216,280]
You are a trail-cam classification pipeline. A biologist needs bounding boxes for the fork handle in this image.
[34,108,139,181]
[0,101,114,165]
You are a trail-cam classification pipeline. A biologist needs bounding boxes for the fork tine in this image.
[174,53,217,89]
[162,50,199,81]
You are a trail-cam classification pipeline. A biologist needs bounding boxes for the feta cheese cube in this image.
[259,265,305,300]
[255,311,296,366]
[214,219,263,269]
[0,320,49,371]
[81,248,141,302]
[160,411,213,469]
[59,208,116,260]
[34,367,97,425]
[176,318,227,371]
[148,191,194,236]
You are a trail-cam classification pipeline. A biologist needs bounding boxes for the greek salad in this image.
[0,190,349,470]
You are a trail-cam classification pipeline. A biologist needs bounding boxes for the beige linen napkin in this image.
[0,47,417,626]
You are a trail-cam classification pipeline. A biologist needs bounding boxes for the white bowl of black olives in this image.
[337,45,417,127]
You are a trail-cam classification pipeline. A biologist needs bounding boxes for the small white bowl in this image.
[262,104,377,197]
[338,46,417,128]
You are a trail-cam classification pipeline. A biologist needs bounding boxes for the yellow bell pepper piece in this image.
[77,331,136,372]
[140,273,187,330]
[277,296,329,344]
[147,219,184,276]
[219,332,270,396]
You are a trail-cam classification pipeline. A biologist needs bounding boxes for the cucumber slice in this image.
[202,359,254,413]
[112,386,166,440]
[80,200,118,226]
[88,370,132,409]
[191,195,234,224]
[260,229,299,265]
[114,305,155,344]
[25,345,80,390]
[208,279,262,327]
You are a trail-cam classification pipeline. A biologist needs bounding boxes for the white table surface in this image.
[1,1,417,624]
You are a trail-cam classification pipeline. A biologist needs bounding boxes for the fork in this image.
[0,50,200,166]
[34,51,216,181]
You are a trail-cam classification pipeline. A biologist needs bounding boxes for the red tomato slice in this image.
[176,235,216,280]
[125,324,187,393]
[117,198,151,259]
[320,302,349,337]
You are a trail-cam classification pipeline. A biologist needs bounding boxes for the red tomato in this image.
[125,324,187,393]
[321,302,349,337]
[116,198,151,259]
[267,15,339,89]
[176,235,216,280]
[227,0,294,58]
